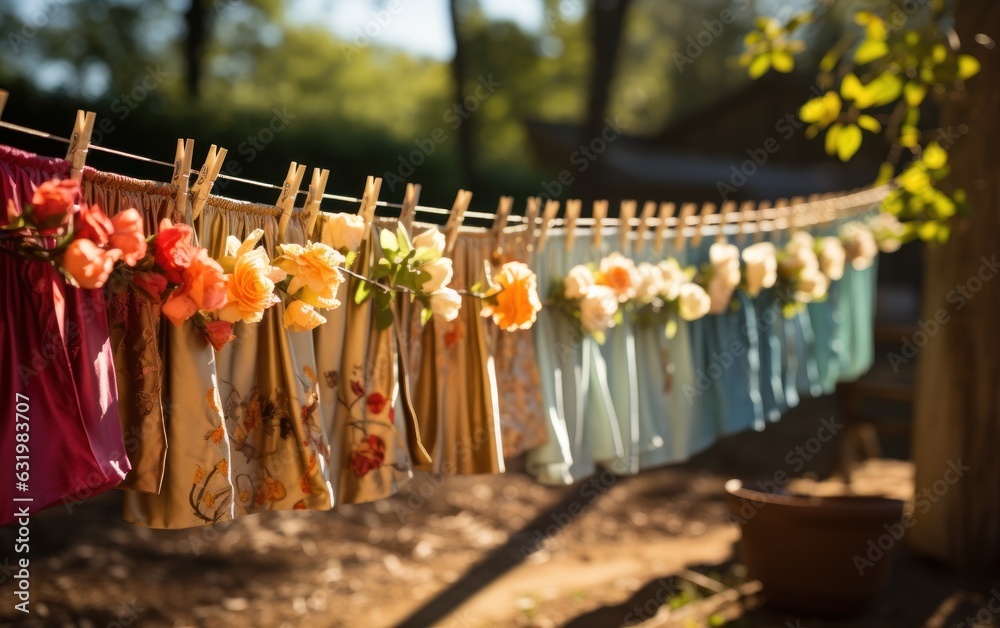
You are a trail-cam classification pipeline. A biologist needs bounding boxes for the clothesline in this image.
[0,116,888,236]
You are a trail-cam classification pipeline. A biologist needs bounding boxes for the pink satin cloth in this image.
[0,145,130,525]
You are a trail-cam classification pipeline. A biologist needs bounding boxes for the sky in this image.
[290,0,553,59]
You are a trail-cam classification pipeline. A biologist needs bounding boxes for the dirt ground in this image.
[2,396,998,628]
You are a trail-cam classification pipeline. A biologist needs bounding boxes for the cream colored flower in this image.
[321,213,365,252]
[413,228,447,255]
[564,264,596,300]
[274,242,346,309]
[421,257,454,294]
[677,282,711,321]
[786,231,816,256]
[708,242,740,313]
[797,267,829,302]
[635,262,664,303]
[596,252,639,302]
[579,285,619,333]
[841,221,879,269]
[741,242,777,298]
[657,259,686,301]
[868,213,906,253]
[429,287,461,321]
[780,241,820,278]
[817,236,846,281]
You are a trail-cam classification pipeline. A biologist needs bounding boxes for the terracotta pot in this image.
[725,479,905,616]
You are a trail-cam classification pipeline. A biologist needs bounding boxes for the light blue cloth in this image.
[528,232,624,484]
[837,258,878,382]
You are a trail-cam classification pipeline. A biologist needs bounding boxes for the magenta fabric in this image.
[0,144,129,525]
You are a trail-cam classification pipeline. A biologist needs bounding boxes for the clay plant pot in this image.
[724,479,905,616]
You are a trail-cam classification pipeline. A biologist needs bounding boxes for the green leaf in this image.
[748,53,771,79]
[856,114,881,134]
[592,330,606,345]
[354,280,371,305]
[771,50,794,73]
[876,162,895,185]
[379,228,397,253]
[904,82,927,107]
[917,221,939,241]
[923,142,948,170]
[854,40,888,64]
[836,124,861,161]
[420,307,433,326]
[344,251,357,268]
[958,54,981,80]
[374,304,394,330]
[840,73,864,102]
[665,319,678,340]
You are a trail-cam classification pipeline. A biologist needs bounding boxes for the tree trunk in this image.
[909,0,1000,574]
[448,0,475,188]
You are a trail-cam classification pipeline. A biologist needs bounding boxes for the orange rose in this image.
[61,238,121,289]
[274,242,345,309]
[481,261,542,331]
[74,203,114,246]
[283,299,327,332]
[154,219,197,284]
[161,249,228,326]
[109,209,147,267]
[31,178,80,230]
[218,248,280,324]
[596,253,639,302]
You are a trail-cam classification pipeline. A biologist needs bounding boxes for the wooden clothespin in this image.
[653,202,676,254]
[619,200,636,250]
[754,200,772,242]
[276,162,307,240]
[189,144,228,221]
[524,197,541,250]
[398,182,421,234]
[592,200,608,249]
[357,176,383,244]
[171,139,195,214]
[563,199,581,252]
[65,110,96,182]
[0,89,8,119]
[737,200,755,245]
[675,202,697,251]
[303,167,331,236]
[634,201,657,253]
[691,202,715,249]
[716,200,737,244]
[774,198,792,233]
[534,199,560,253]
[444,189,472,255]
[490,195,513,257]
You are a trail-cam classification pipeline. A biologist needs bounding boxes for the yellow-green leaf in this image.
[865,71,904,107]
[820,47,842,73]
[840,73,864,102]
[923,142,948,169]
[932,44,947,64]
[876,162,895,185]
[854,40,889,64]
[836,124,863,161]
[857,114,882,133]
[958,54,981,80]
[772,50,794,73]
[825,123,842,156]
[379,228,398,253]
[748,53,771,78]
[917,221,939,241]
[903,82,927,107]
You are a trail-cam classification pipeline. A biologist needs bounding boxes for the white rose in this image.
[657,259,685,301]
[635,262,664,302]
[817,236,846,281]
[786,231,816,256]
[321,212,365,252]
[564,264,596,300]
[797,267,829,301]
[741,242,777,297]
[841,222,879,269]
[677,282,711,321]
[578,285,619,333]
[780,243,819,278]
[429,287,461,321]
[709,242,741,289]
[413,228,447,255]
[422,257,454,293]
[868,213,906,253]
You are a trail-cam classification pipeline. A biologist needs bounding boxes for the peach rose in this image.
[161,249,228,326]
[154,219,197,284]
[421,257,454,294]
[275,242,346,309]
[412,228,447,255]
[61,238,121,289]
[109,209,147,267]
[741,242,777,298]
[284,299,328,332]
[481,261,542,331]
[579,285,619,333]
[677,282,711,321]
[31,178,80,230]
[596,252,638,302]
[817,236,845,281]
[321,212,365,252]
[657,259,686,302]
[840,222,879,270]
[74,204,114,246]
[563,265,595,300]
[218,248,281,324]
